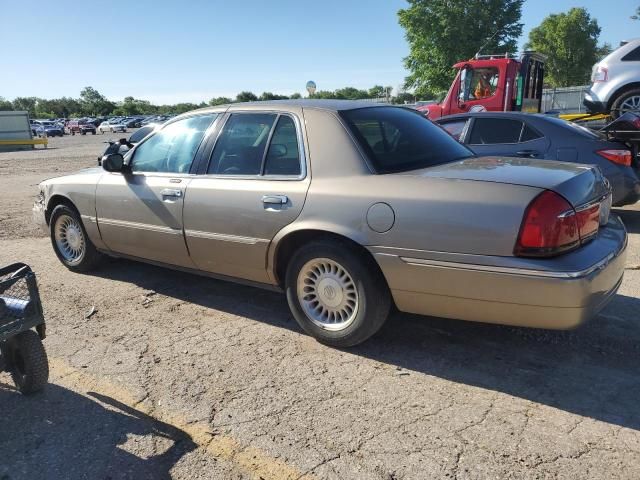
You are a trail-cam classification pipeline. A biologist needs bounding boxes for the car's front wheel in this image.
[285,239,391,347]
[50,204,103,272]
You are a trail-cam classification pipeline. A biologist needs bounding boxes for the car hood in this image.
[402,156,610,208]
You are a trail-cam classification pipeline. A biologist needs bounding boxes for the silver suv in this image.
[585,38,640,117]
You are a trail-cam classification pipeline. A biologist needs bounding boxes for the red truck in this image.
[417,52,546,120]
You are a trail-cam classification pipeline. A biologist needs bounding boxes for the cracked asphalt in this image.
[1,134,639,479]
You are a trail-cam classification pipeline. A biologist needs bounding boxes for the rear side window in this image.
[622,46,640,61]
[340,107,473,173]
[208,114,277,175]
[469,118,523,144]
[264,116,301,176]
[520,125,543,142]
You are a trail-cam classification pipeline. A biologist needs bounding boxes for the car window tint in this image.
[264,116,301,176]
[439,120,467,141]
[622,46,640,61]
[208,114,277,175]
[131,114,216,173]
[469,118,523,144]
[341,107,473,174]
[129,125,154,143]
[520,124,542,142]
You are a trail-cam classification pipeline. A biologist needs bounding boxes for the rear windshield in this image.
[340,107,473,173]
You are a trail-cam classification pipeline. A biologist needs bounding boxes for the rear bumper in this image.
[370,216,627,330]
[584,91,607,114]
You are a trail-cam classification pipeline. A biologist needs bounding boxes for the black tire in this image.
[285,239,391,347]
[91,130,96,135]
[7,330,49,394]
[82,131,86,135]
[610,87,640,119]
[50,204,103,272]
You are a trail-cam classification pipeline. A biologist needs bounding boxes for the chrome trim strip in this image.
[575,193,610,212]
[185,230,269,245]
[396,246,624,280]
[98,218,182,235]
[80,215,97,224]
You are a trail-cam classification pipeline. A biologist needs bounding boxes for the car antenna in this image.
[473,29,501,59]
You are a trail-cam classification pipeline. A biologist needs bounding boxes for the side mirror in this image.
[269,144,287,158]
[102,153,125,172]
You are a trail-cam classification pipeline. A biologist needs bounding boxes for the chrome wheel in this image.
[297,258,359,331]
[54,214,85,265]
[620,95,640,113]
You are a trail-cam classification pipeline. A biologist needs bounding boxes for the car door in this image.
[95,113,218,267]
[464,116,549,158]
[183,111,310,284]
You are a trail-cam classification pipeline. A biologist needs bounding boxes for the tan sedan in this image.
[34,101,627,347]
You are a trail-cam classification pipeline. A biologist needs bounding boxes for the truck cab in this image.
[419,53,545,120]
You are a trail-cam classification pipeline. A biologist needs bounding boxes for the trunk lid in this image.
[406,156,610,209]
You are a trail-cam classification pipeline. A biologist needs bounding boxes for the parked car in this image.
[34,101,626,347]
[585,38,640,117]
[30,121,63,137]
[67,120,97,135]
[98,121,127,134]
[436,112,640,206]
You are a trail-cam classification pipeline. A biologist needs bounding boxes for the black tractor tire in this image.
[285,239,391,348]
[7,330,49,394]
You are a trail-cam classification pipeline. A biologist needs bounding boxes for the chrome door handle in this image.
[262,195,288,205]
[161,188,183,198]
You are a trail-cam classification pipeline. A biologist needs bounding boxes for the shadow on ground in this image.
[90,258,640,433]
[615,208,640,234]
[0,382,195,480]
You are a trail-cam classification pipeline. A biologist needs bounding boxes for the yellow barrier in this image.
[0,138,48,148]
[558,113,610,123]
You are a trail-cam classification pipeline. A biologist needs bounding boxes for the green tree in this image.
[399,0,524,97]
[79,86,115,115]
[289,93,302,99]
[0,96,14,111]
[235,91,258,103]
[209,96,232,106]
[526,8,603,87]
[12,97,38,116]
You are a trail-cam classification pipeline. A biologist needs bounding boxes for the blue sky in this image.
[1,0,638,103]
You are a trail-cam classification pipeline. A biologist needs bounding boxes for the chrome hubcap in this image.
[620,95,640,113]
[54,215,85,265]
[297,258,358,331]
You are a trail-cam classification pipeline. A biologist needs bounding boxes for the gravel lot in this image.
[1,133,639,479]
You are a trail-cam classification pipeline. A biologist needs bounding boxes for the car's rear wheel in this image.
[285,240,390,347]
[50,204,103,272]
[611,88,640,118]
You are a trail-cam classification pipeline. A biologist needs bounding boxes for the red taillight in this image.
[516,191,579,256]
[596,149,632,166]
[515,191,602,257]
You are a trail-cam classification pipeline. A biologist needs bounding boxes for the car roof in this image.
[436,112,551,122]
[184,99,394,116]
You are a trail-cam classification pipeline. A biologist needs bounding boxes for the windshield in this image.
[340,107,473,173]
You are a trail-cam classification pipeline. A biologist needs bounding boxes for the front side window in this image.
[341,107,473,173]
[468,118,524,144]
[461,67,499,101]
[439,120,468,141]
[131,114,216,173]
